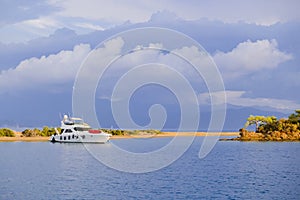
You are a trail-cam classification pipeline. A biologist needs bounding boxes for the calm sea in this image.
[0,137,299,200]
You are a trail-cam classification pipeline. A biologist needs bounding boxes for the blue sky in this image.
[0,0,299,130]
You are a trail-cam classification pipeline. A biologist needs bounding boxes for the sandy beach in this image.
[0,132,239,142]
[0,136,49,142]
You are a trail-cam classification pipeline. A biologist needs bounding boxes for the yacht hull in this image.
[50,133,110,143]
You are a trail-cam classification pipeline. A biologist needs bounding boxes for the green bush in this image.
[0,128,15,137]
[100,129,161,136]
[40,126,56,137]
[288,110,300,124]
[100,129,125,135]
[22,128,41,137]
[247,110,300,135]
[21,126,58,137]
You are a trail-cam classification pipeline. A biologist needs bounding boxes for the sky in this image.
[0,0,299,130]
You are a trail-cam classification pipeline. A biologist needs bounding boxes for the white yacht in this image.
[49,115,111,143]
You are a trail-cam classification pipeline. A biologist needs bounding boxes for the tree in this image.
[245,115,277,132]
[41,126,56,136]
[22,128,41,137]
[22,129,33,137]
[0,128,15,137]
[288,110,300,124]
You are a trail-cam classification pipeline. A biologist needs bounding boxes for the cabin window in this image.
[64,121,74,125]
[64,136,66,140]
[74,127,90,131]
[60,136,62,140]
[72,134,74,139]
[65,129,72,133]
[68,135,71,140]
[61,129,65,134]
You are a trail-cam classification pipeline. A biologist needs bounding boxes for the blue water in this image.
[0,138,299,199]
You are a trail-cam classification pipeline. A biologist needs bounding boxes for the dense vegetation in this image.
[22,126,59,137]
[237,110,300,141]
[100,129,126,136]
[20,128,161,137]
[0,128,15,137]
[100,129,161,136]
[245,110,300,133]
[0,126,161,137]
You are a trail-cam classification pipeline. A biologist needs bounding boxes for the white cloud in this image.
[0,17,63,43]
[1,1,300,44]
[0,37,126,94]
[213,39,292,77]
[76,37,125,80]
[22,17,60,29]
[148,43,164,49]
[51,0,300,25]
[94,43,221,107]
[176,0,300,25]
[53,0,154,23]
[0,35,297,116]
[106,43,213,83]
[0,43,91,94]
[199,90,300,112]
[74,22,104,31]
[2,1,299,44]
[0,0,59,26]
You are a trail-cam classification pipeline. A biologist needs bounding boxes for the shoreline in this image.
[220,130,300,142]
[0,132,239,142]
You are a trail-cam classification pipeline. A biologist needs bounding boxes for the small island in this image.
[222,110,300,141]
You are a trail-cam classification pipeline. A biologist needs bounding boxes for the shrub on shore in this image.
[0,128,15,137]
[100,129,162,136]
[5,126,161,137]
[21,126,57,137]
[40,126,56,137]
[101,129,126,136]
[22,128,41,137]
